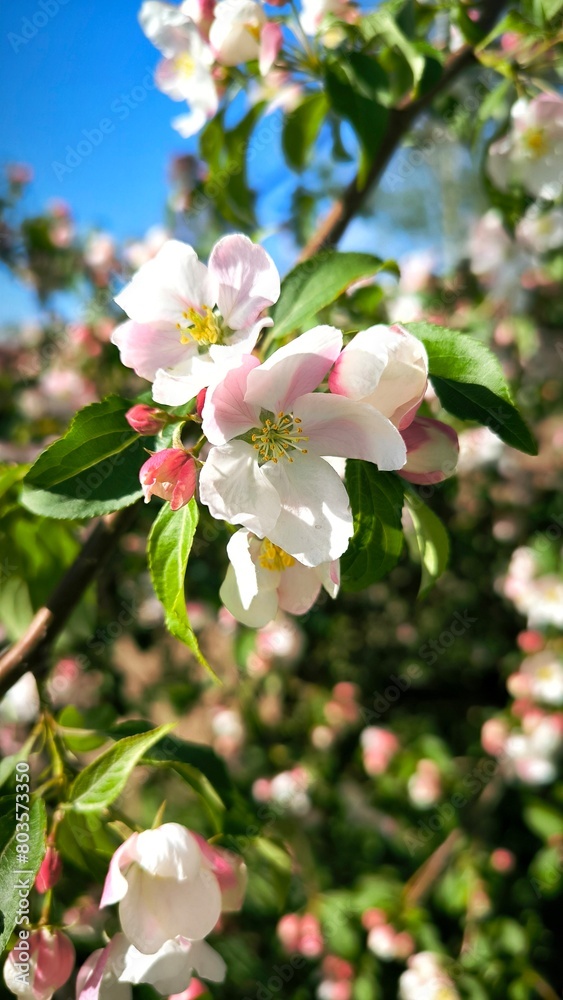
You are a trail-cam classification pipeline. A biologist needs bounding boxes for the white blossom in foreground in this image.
[220,528,340,626]
[200,325,407,567]
[76,933,225,1000]
[209,0,282,74]
[112,235,280,404]
[487,92,563,200]
[100,822,245,953]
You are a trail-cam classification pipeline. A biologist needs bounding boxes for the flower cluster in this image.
[75,822,246,997]
[114,235,459,627]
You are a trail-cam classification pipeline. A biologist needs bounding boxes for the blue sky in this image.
[0,0,450,324]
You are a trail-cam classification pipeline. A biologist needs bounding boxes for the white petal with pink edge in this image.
[208,234,280,331]
[115,240,211,325]
[244,325,343,413]
[111,320,190,382]
[292,392,407,470]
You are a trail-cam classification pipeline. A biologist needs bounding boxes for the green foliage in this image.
[270,250,398,342]
[21,395,148,519]
[341,464,404,591]
[324,56,389,179]
[0,798,46,952]
[148,500,217,680]
[406,322,538,455]
[282,93,328,172]
[199,104,265,229]
[66,724,174,813]
[404,492,450,596]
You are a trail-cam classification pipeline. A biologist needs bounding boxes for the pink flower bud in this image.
[196,388,207,417]
[170,980,208,1000]
[126,404,168,435]
[399,416,459,485]
[35,847,63,894]
[4,928,75,1000]
[139,449,196,510]
[481,718,508,756]
[490,848,515,873]
[277,914,302,952]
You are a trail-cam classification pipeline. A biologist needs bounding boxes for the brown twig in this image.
[300,0,505,259]
[0,502,141,699]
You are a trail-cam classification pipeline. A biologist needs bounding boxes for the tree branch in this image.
[300,1,505,260]
[0,502,141,699]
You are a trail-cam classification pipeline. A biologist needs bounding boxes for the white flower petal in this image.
[115,240,212,325]
[202,353,261,444]
[277,562,322,615]
[208,233,280,332]
[263,452,353,566]
[199,441,281,536]
[244,325,343,413]
[111,320,190,382]
[293,392,407,470]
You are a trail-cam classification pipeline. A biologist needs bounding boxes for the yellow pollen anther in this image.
[251,411,309,464]
[259,539,295,571]
[178,305,223,346]
[523,127,548,158]
[174,53,196,78]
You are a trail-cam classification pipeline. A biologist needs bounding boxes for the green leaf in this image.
[0,798,46,951]
[325,60,389,176]
[404,492,449,596]
[405,322,538,455]
[200,104,265,228]
[341,464,404,591]
[148,501,218,681]
[67,724,174,813]
[282,93,328,172]
[21,396,149,519]
[270,251,397,342]
[358,11,426,95]
[524,799,563,842]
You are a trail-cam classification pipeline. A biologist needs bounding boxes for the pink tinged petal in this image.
[111,320,190,382]
[134,824,203,879]
[245,325,343,413]
[199,440,281,536]
[399,416,459,485]
[208,234,280,332]
[316,558,340,599]
[172,107,213,138]
[202,354,261,444]
[76,948,107,1000]
[192,833,248,912]
[329,324,428,428]
[293,393,407,471]
[262,452,353,567]
[277,562,322,615]
[115,240,212,326]
[100,834,140,908]
[259,22,283,76]
[139,450,197,509]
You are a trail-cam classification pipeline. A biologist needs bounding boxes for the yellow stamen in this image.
[251,411,309,464]
[177,305,223,346]
[259,539,295,572]
[174,53,196,78]
[523,127,548,158]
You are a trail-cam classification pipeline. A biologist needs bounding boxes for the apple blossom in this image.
[487,92,563,200]
[139,2,218,137]
[208,0,280,73]
[328,323,428,431]
[360,726,399,776]
[220,528,340,627]
[100,823,226,952]
[507,651,563,706]
[139,449,197,510]
[299,0,351,36]
[399,416,459,485]
[76,934,225,1000]
[112,235,280,403]
[4,929,75,1000]
[200,325,406,567]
